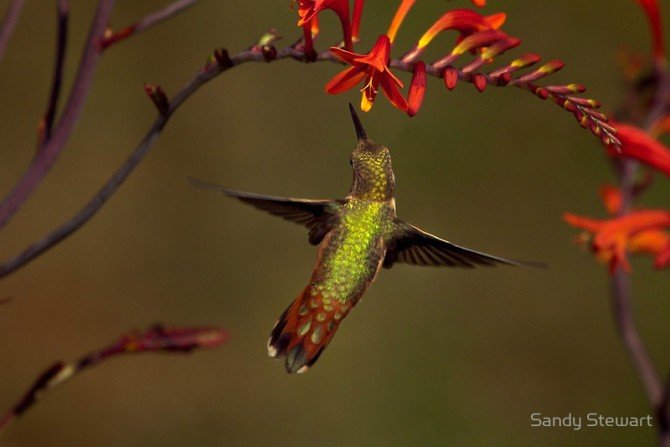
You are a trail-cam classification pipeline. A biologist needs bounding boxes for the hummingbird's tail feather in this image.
[268,286,348,374]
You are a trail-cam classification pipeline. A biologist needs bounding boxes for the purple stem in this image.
[610,55,670,446]
[40,0,70,145]
[0,0,115,232]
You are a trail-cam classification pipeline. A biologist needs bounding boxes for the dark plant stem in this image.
[611,55,670,446]
[0,0,25,62]
[0,0,115,233]
[0,0,204,234]
[0,324,228,433]
[39,0,70,147]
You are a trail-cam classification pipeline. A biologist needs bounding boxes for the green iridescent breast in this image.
[311,199,394,303]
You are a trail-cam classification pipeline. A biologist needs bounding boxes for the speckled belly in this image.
[309,201,391,303]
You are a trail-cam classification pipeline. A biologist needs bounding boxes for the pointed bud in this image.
[534,87,549,100]
[510,53,541,69]
[567,96,601,109]
[144,83,169,116]
[516,60,565,83]
[473,73,487,92]
[545,83,586,94]
[495,71,511,86]
[443,66,458,90]
[214,48,234,69]
[261,45,277,62]
[407,62,427,117]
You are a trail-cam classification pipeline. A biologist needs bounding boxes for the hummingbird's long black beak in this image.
[348,103,367,141]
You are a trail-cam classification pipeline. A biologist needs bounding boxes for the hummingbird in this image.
[191,104,540,374]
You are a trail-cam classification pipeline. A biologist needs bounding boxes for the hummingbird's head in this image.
[347,104,395,201]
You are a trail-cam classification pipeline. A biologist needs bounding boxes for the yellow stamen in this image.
[361,93,373,111]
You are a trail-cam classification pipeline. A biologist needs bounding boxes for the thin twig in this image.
[0,0,25,62]
[0,0,205,234]
[100,0,200,49]
[38,0,70,147]
[0,0,115,233]
[0,324,228,434]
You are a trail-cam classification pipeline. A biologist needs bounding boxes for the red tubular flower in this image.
[565,209,670,273]
[634,0,664,59]
[295,0,352,52]
[387,0,416,43]
[472,0,486,6]
[608,122,670,177]
[402,9,506,62]
[407,61,426,117]
[352,0,364,41]
[326,35,407,112]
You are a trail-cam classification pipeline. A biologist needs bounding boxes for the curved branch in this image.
[0,0,204,235]
[0,45,309,279]
[0,0,25,62]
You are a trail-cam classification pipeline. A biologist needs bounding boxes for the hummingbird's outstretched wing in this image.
[383,220,544,269]
[189,178,343,245]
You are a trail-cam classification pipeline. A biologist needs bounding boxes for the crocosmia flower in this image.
[294,0,352,53]
[326,35,407,112]
[608,122,670,178]
[565,188,670,273]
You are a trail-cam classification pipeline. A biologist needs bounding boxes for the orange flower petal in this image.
[629,230,670,255]
[325,66,366,94]
[330,46,360,64]
[598,185,623,215]
[387,0,416,43]
[485,12,506,29]
[563,213,605,232]
[609,122,670,177]
[380,73,408,112]
[417,9,501,50]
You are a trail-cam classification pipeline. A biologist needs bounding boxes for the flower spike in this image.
[402,9,505,63]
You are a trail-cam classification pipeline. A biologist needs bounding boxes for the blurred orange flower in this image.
[565,191,670,273]
[608,122,670,178]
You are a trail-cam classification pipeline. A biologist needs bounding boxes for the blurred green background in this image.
[1,1,668,445]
